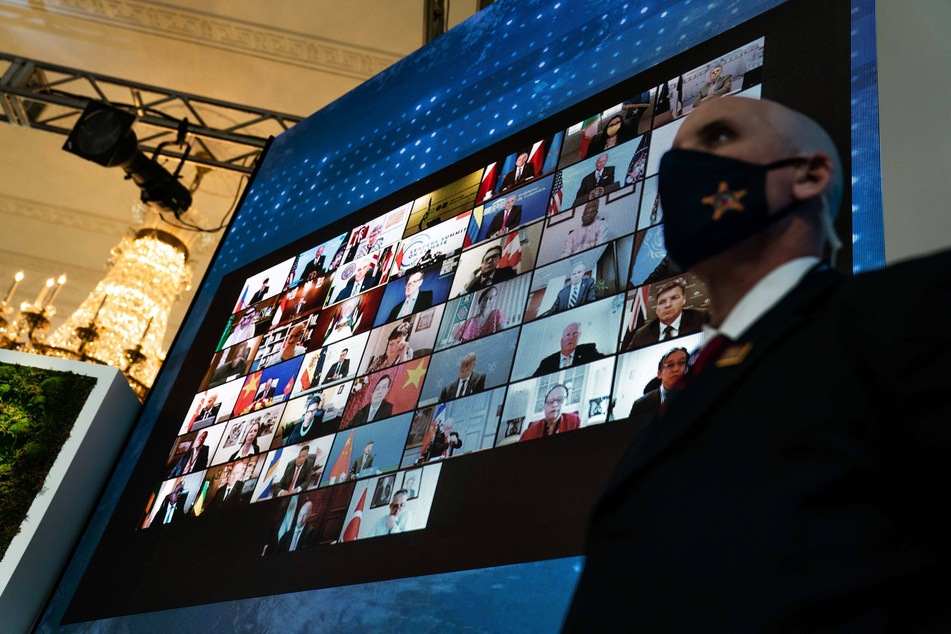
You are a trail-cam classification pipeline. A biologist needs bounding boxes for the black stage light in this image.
[63,101,192,215]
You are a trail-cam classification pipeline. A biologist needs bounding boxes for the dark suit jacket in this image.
[333,273,380,302]
[548,277,596,314]
[350,452,375,476]
[152,494,187,526]
[485,205,522,238]
[439,371,487,402]
[498,163,535,193]
[323,359,351,383]
[348,400,394,428]
[565,251,951,631]
[623,307,710,350]
[464,266,517,293]
[627,388,661,432]
[211,482,248,511]
[300,256,326,280]
[277,455,316,494]
[387,290,434,322]
[277,524,315,552]
[533,342,605,377]
[575,165,616,201]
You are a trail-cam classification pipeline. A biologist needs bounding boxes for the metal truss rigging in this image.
[0,52,304,174]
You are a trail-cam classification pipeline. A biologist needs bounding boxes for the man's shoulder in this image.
[631,389,661,410]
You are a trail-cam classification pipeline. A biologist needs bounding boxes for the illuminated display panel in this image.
[38,0,879,630]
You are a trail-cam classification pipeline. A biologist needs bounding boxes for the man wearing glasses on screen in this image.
[519,384,579,441]
[464,244,517,293]
[565,97,951,631]
[627,347,688,430]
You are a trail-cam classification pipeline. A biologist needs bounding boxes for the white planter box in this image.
[0,350,140,634]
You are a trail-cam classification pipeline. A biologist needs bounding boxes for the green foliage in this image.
[0,362,97,560]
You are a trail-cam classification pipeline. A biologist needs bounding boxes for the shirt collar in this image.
[702,256,819,346]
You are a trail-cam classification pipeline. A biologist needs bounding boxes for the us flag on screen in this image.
[547,171,563,216]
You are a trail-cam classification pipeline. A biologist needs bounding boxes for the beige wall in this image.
[877,0,951,262]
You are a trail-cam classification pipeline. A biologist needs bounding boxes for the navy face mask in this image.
[658,149,805,269]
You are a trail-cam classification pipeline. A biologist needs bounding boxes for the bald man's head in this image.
[674,97,842,218]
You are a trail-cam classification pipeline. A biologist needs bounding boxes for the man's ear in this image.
[791,152,833,201]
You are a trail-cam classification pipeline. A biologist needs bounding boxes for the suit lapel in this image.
[600,266,842,507]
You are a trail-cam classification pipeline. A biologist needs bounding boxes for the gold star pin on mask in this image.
[702,181,747,220]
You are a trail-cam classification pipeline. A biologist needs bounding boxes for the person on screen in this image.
[546,260,597,314]
[566,97,951,631]
[265,322,307,367]
[622,278,710,350]
[210,341,250,386]
[278,500,315,552]
[254,378,277,403]
[354,224,385,260]
[693,63,733,107]
[211,463,250,511]
[453,286,506,342]
[519,384,579,441]
[366,322,414,373]
[575,153,617,202]
[324,297,363,344]
[387,270,434,321]
[498,150,535,193]
[323,348,351,384]
[333,257,380,303]
[439,352,486,402]
[422,420,462,461]
[350,441,376,478]
[533,322,606,376]
[249,278,270,305]
[276,445,315,497]
[189,393,221,431]
[562,200,610,256]
[369,489,412,536]
[300,246,326,281]
[349,374,395,426]
[151,479,187,526]
[282,394,325,446]
[171,430,209,477]
[228,420,262,460]
[485,194,522,239]
[224,307,257,349]
[627,346,689,430]
[463,245,518,293]
[586,114,635,157]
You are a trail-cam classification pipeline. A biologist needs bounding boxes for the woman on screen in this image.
[585,114,634,158]
[229,420,261,461]
[366,321,414,373]
[453,287,506,342]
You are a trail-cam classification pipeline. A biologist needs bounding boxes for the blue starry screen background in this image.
[39,0,881,631]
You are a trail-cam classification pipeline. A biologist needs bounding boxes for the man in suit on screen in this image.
[622,278,709,350]
[485,194,523,238]
[533,322,605,377]
[439,353,486,402]
[276,445,315,497]
[322,348,351,384]
[565,97,951,631]
[627,346,688,431]
[574,153,617,203]
[546,260,597,314]
[348,375,395,427]
[498,150,535,193]
[387,270,434,321]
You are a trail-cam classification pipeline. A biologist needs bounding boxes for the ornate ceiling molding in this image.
[0,194,130,238]
[21,0,402,80]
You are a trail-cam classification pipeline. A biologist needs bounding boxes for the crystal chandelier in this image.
[3,202,209,399]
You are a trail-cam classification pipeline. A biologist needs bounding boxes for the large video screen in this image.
[41,0,877,630]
